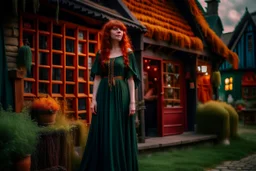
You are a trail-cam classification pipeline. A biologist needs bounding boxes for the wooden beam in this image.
[143,37,210,57]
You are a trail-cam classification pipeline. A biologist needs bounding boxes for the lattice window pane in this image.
[39,35,48,49]
[66,69,74,81]
[53,37,62,50]
[66,84,75,94]
[39,83,49,94]
[53,53,61,65]
[52,84,61,94]
[39,52,49,65]
[66,39,75,52]
[78,98,86,110]
[52,68,62,81]
[39,68,49,80]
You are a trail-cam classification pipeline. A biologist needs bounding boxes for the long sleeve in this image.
[126,52,141,89]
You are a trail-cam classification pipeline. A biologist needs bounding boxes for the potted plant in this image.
[30,96,60,126]
[0,107,39,171]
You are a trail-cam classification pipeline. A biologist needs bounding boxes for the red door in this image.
[160,60,186,136]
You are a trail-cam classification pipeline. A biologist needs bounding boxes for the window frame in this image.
[20,14,101,121]
[242,72,256,99]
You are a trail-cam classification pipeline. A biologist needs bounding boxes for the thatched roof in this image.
[123,0,239,69]
[188,0,239,69]
[123,0,204,51]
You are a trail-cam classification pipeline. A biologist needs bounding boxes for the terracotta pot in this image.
[37,112,57,126]
[15,155,31,171]
[30,109,57,126]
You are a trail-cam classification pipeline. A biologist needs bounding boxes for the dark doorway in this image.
[143,58,161,137]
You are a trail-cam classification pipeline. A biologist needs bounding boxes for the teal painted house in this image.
[220,8,256,102]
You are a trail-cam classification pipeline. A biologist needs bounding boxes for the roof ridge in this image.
[251,11,256,15]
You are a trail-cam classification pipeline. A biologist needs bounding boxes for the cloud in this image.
[199,0,256,33]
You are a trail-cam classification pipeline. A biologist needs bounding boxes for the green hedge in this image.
[196,101,230,140]
[221,102,239,138]
[196,101,239,141]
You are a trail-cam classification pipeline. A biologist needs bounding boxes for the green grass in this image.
[138,125,256,171]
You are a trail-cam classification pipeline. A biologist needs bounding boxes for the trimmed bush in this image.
[221,102,239,138]
[196,100,240,142]
[196,100,230,140]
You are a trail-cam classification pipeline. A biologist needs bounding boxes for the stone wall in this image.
[3,15,19,70]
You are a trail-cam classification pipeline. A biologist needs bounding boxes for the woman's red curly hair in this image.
[100,20,132,67]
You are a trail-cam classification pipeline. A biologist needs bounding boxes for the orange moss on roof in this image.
[123,0,204,51]
[188,0,239,69]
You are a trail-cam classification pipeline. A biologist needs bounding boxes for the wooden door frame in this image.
[160,59,186,136]
[142,56,163,137]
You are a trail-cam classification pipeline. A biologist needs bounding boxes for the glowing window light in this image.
[147,66,150,69]
[229,84,233,90]
[225,85,229,91]
[201,65,207,73]
[229,77,233,83]
[197,66,201,71]
[225,78,229,84]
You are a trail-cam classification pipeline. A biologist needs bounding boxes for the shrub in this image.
[196,100,230,140]
[0,108,39,169]
[221,102,239,138]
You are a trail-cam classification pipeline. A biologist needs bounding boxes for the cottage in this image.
[220,8,256,102]
[0,0,238,144]
[122,0,238,139]
[1,0,145,124]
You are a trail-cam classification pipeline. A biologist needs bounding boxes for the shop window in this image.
[242,87,256,99]
[242,72,256,99]
[21,16,100,121]
[162,61,181,107]
[224,77,233,91]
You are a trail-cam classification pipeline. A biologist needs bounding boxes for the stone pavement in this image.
[207,153,256,171]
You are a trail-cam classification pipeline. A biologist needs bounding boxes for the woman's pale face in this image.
[110,26,124,42]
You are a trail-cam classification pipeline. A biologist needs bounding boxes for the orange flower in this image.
[31,96,60,112]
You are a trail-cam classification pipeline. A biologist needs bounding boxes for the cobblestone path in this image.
[207,153,256,171]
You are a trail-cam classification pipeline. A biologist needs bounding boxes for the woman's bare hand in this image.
[129,102,136,116]
[91,100,97,114]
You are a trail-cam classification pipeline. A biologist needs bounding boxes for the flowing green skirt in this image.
[79,78,139,171]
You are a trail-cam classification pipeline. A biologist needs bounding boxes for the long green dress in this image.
[79,51,141,171]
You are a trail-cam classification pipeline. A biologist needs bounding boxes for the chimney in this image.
[205,0,220,15]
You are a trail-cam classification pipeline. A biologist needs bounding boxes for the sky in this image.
[199,0,256,33]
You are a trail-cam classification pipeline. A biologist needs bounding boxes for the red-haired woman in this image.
[79,20,140,171]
